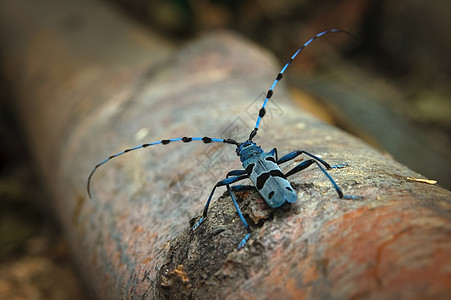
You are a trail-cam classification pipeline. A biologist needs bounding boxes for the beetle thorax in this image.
[236,141,264,163]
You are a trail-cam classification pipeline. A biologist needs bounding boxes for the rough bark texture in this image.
[1,0,451,299]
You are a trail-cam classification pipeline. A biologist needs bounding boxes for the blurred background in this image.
[1,0,450,298]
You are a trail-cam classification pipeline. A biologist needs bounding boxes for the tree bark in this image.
[1,0,451,299]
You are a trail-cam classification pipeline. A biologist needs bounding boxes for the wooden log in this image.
[1,0,451,299]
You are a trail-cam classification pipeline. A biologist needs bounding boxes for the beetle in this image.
[87,29,361,249]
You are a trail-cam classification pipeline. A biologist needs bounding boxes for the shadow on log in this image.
[1,0,451,299]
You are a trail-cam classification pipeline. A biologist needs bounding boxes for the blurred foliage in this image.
[0,79,89,299]
[109,0,450,129]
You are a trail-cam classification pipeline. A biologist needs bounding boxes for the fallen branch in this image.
[1,0,451,299]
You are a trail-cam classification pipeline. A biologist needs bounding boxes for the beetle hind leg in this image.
[279,151,362,200]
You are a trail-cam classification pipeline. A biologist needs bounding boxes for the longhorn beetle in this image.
[87,29,361,249]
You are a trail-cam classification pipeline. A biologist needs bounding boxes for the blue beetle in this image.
[240,142,297,207]
[87,29,361,249]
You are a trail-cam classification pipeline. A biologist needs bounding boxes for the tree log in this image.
[1,0,451,299]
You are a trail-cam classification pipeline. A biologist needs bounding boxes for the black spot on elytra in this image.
[265,156,276,163]
[245,163,255,175]
[256,170,286,189]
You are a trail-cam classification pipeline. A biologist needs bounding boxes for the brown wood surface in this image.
[1,0,451,299]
